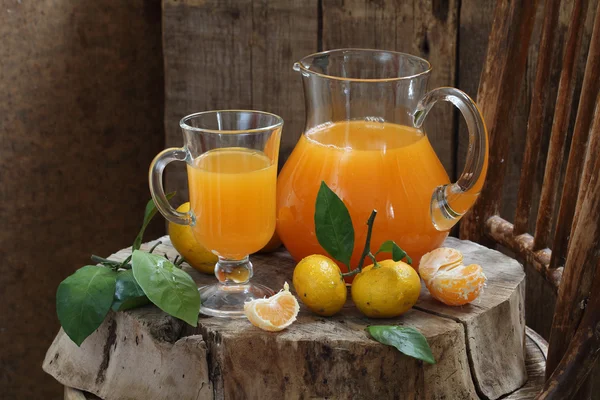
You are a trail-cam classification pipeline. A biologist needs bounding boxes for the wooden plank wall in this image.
[0,1,164,398]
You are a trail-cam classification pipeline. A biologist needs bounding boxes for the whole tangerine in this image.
[351,259,421,318]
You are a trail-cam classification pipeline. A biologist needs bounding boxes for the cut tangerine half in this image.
[419,248,486,306]
[244,282,300,331]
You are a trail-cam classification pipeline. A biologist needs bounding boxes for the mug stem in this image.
[198,255,274,317]
[214,256,254,285]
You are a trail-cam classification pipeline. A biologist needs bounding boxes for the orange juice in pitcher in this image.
[277,49,488,276]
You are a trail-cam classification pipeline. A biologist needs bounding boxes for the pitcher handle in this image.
[148,148,195,226]
[414,87,489,231]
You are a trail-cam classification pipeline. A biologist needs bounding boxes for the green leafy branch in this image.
[314,181,432,364]
[56,193,200,347]
[314,181,412,278]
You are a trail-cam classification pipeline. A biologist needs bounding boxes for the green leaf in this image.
[314,181,355,267]
[56,265,117,346]
[112,269,149,311]
[377,240,412,265]
[131,250,200,326]
[367,325,436,364]
[133,193,175,251]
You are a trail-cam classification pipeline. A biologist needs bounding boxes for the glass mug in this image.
[277,49,488,278]
[149,110,283,317]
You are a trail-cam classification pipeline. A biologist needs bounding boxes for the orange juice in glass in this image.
[150,110,283,317]
[277,49,488,279]
[188,148,276,260]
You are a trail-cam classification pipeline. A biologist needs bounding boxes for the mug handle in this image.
[148,148,195,226]
[414,87,489,231]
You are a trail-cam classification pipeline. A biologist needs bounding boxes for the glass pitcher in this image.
[276,49,488,276]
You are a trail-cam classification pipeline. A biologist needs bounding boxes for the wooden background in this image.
[0,1,164,398]
[2,0,596,398]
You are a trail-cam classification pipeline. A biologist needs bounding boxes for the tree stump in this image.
[43,236,527,399]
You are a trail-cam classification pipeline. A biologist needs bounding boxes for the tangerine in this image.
[419,248,486,306]
[256,230,283,253]
[351,259,421,318]
[244,283,300,332]
[168,202,218,274]
[293,255,347,316]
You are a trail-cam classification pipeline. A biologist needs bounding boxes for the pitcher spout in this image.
[293,49,431,132]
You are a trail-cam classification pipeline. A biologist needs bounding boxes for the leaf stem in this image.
[91,255,120,267]
[341,268,360,278]
[148,241,162,254]
[119,255,132,268]
[342,210,377,277]
[368,252,379,268]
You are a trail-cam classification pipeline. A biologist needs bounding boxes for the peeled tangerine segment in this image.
[419,247,464,283]
[244,282,300,332]
[419,248,486,306]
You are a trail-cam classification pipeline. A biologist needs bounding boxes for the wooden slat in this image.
[321,0,458,174]
[486,215,561,290]
[551,2,600,269]
[545,94,600,379]
[533,0,590,250]
[513,0,561,235]
[460,0,539,243]
[527,326,549,358]
[539,260,600,399]
[455,0,495,183]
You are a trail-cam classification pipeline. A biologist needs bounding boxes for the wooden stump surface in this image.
[44,236,526,399]
[61,328,547,400]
